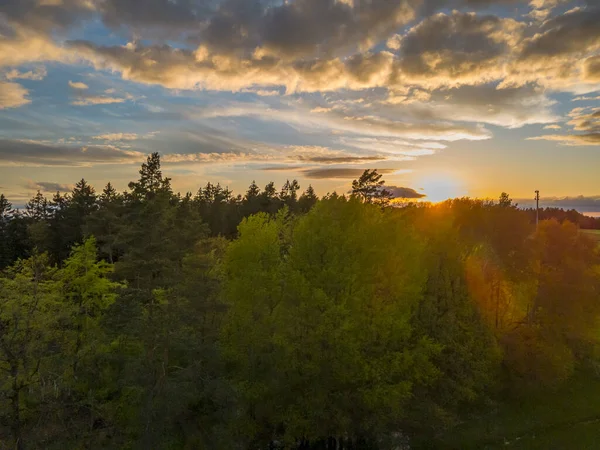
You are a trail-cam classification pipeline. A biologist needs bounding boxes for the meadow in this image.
[582,229,600,246]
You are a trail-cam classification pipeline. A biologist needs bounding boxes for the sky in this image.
[0,0,599,212]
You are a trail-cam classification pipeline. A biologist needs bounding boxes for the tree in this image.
[128,152,171,200]
[259,181,281,215]
[408,223,500,436]
[0,195,13,268]
[60,237,119,375]
[280,179,300,210]
[222,199,438,446]
[195,183,239,236]
[0,253,63,449]
[245,180,260,200]
[25,191,52,255]
[242,181,262,218]
[25,191,49,221]
[85,183,124,263]
[498,192,514,208]
[351,169,393,206]
[298,185,318,213]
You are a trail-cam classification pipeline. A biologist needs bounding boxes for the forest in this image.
[0,153,599,449]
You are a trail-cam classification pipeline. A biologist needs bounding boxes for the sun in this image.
[415,172,468,202]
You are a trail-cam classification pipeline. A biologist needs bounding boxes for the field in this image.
[421,372,600,449]
[581,229,600,245]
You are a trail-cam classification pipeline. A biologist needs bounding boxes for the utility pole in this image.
[535,190,540,229]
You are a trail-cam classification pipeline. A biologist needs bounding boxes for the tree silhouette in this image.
[351,169,393,206]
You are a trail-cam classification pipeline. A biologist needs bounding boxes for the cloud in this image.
[0,0,598,178]
[515,194,600,211]
[296,155,387,164]
[4,66,47,81]
[391,83,559,128]
[162,152,273,164]
[508,6,600,89]
[518,7,600,61]
[158,144,390,166]
[0,27,68,68]
[544,124,562,129]
[92,133,139,141]
[242,88,281,97]
[0,0,597,98]
[0,81,30,109]
[24,180,74,193]
[67,39,398,93]
[584,55,600,82]
[528,133,600,146]
[0,139,146,166]
[303,167,397,179]
[384,185,426,199]
[396,11,524,88]
[71,96,128,105]
[68,80,89,90]
[200,0,417,59]
[0,0,95,32]
[67,79,134,105]
[528,106,600,146]
[189,102,491,141]
[573,95,600,101]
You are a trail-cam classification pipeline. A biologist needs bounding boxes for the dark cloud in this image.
[295,155,386,164]
[303,167,397,179]
[24,180,73,193]
[100,0,203,33]
[584,55,600,82]
[260,165,306,172]
[0,139,145,166]
[384,185,426,198]
[516,195,600,215]
[0,0,94,32]
[519,7,600,60]
[396,11,521,86]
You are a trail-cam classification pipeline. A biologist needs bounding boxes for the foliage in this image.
[0,156,599,448]
[223,200,439,445]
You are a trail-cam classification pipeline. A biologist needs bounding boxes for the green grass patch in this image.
[581,229,600,246]
[422,372,600,449]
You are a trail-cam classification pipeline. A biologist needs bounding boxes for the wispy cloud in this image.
[92,133,140,141]
[71,96,127,106]
[4,66,47,81]
[0,139,145,167]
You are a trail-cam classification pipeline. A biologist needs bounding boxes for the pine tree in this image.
[298,185,318,213]
[351,169,393,206]
[128,152,172,199]
[0,194,13,268]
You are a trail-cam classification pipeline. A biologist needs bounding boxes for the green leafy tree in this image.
[223,199,438,446]
[0,253,64,448]
[408,223,500,437]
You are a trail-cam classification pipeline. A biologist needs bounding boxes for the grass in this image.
[422,372,600,449]
[581,229,600,246]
